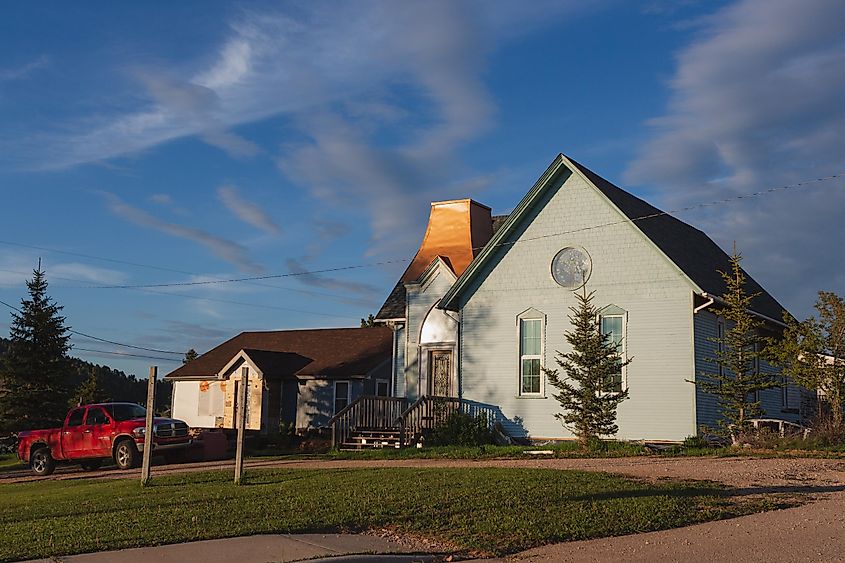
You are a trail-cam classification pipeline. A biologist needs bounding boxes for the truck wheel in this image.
[80,460,102,471]
[30,447,56,476]
[114,440,139,470]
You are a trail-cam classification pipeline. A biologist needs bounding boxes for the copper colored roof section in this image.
[164,326,392,380]
[400,199,493,282]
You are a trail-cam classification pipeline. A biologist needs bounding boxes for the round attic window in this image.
[551,247,592,289]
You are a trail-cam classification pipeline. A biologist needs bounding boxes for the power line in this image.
[0,298,183,356]
[72,347,181,363]
[0,240,192,275]
[480,171,845,251]
[0,241,377,303]
[73,171,844,291]
[0,267,368,320]
[70,329,182,356]
[78,258,410,290]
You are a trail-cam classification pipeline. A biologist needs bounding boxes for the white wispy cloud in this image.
[217,185,281,235]
[0,251,127,288]
[0,55,49,82]
[8,2,585,255]
[286,258,380,297]
[103,193,263,273]
[625,0,845,315]
[49,263,128,285]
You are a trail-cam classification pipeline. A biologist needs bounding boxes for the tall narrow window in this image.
[520,318,542,395]
[334,381,350,414]
[600,315,624,392]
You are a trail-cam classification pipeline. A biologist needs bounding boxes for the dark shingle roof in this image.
[375,215,509,321]
[568,158,786,320]
[491,214,510,235]
[375,281,406,320]
[165,326,392,380]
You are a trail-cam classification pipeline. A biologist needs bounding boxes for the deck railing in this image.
[328,395,408,448]
[396,396,498,446]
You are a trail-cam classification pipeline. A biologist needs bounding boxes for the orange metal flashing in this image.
[401,199,493,282]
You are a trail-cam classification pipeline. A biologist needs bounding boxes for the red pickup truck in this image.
[17,402,191,476]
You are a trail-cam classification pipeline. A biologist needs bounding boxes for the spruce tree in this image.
[183,348,199,364]
[543,288,631,447]
[696,250,780,441]
[0,263,73,431]
[71,367,109,407]
[769,291,845,426]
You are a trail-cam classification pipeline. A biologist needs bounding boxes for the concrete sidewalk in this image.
[26,534,440,563]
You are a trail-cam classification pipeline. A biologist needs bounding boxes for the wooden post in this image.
[140,366,157,486]
[234,366,248,485]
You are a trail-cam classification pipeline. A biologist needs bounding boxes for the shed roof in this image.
[165,326,392,380]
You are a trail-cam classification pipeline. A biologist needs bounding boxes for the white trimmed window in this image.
[600,312,625,393]
[520,318,543,395]
[334,381,350,414]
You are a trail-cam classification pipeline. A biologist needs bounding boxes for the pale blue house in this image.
[368,154,804,443]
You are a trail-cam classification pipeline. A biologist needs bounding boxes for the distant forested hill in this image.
[0,336,171,412]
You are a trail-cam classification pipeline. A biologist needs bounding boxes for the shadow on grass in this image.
[570,483,845,502]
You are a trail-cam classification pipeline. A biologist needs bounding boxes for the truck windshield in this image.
[106,404,147,421]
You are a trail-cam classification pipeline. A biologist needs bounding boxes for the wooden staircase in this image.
[339,427,402,450]
[329,395,498,450]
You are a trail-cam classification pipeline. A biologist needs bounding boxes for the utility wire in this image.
[0,240,375,303]
[73,347,181,363]
[0,267,366,320]
[79,259,410,290]
[0,298,183,356]
[74,171,844,291]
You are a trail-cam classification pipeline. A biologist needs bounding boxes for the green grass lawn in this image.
[251,440,650,461]
[0,467,784,562]
[0,454,24,473]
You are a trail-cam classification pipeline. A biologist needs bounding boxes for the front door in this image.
[428,350,453,397]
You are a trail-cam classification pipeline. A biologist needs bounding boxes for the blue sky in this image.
[1,0,843,377]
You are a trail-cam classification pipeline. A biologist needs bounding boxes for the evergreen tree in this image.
[360,314,376,328]
[0,264,73,431]
[183,348,199,364]
[71,367,110,407]
[769,291,845,426]
[696,250,780,441]
[543,288,631,447]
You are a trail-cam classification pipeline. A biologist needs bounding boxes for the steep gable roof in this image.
[374,204,504,321]
[440,154,786,320]
[165,326,392,380]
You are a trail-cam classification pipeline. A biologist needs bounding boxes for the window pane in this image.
[600,316,624,392]
[67,408,84,427]
[334,382,350,414]
[601,316,623,348]
[521,319,541,355]
[521,359,541,394]
[85,408,109,426]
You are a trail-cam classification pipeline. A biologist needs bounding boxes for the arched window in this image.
[420,305,458,344]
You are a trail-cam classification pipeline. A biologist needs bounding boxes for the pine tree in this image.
[0,263,73,431]
[183,348,199,364]
[543,288,631,447]
[696,250,780,441]
[769,291,845,426]
[71,367,110,407]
